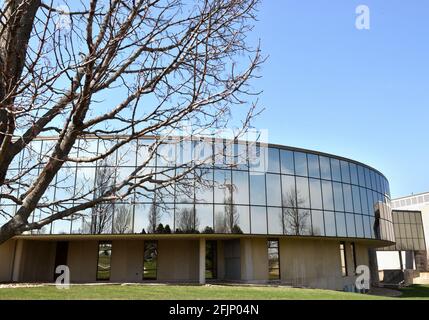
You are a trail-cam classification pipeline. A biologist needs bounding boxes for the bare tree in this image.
[113,205,132,234]
[0,0,262,244]
[281,189,311,236]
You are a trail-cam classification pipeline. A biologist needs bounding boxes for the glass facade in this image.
[2,136,394,242]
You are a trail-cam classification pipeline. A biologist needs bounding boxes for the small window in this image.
[143,240,158,280]
[97,241,112,281]
[340,242,348,277]
[268,240,280,280]
[206,241,217,279]
[350,243,357,274]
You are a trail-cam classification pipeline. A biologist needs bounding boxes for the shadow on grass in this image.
[399,285,429,299]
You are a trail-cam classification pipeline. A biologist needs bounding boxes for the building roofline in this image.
[392,191,429,201]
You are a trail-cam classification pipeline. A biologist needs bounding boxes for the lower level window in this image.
[143,240,158,280]
[206,241,217,279]
[97,241,112,281]
[340,242,348,277]
[268,239,280,280]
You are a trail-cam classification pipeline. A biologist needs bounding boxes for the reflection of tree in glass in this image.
[147,201,162,234]
[176,207,199,233]
[215,199,243,234]
[280,189,310,235]
[91,162,115,234]
[113,205,132,234]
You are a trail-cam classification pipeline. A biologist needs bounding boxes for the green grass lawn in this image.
[0,284,428,300]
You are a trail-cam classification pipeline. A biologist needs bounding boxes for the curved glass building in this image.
[0,136,394,290]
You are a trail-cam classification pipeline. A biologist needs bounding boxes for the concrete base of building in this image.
[0,236,375,291]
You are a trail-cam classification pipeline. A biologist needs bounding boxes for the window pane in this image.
[322,180,334,211]
[113,204,133,234]
[280,150,294,175]
[195,169,213,203]
[307,154,320,178]
[282,208,311,235]
[296,177,310,208]
[250,174,266,206]
[267,148,280,173]
[355,214,364,238]
[311,210,325,236]
[350,163,359,185]
[232,170,249,205]
[360,187,369,215]
[333,182,344,212]
[175,204,196,233]
[250,206,267,234]
[268,207,283,235]
[358,165,366,187]
[340,161,350,183]
[346,213,356,237]
[319,156,332,180]
[294,152,308,176]
[268,240,280,280]
[336,212,347,237]
[331,159,341,182]
[309,178,323,210]
[214,169,232,204]
[343,184,354,212]
[266,174,281,206]
[133,203,151,234]
[281,175,296,207]
[143,241,157,280]
[214,204,249,234]
[97,242,112,281]
[195,204,213,233]
[324,211,336,236]
[352,186,362,214]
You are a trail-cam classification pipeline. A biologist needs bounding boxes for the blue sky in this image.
[246,0,429,198]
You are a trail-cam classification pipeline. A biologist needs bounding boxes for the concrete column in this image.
[12,239,24,282]
[199,238,206,284]
[368,248,379,287]
[241,238,254,281]
[399,251,404,271]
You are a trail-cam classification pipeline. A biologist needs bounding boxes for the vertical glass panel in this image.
[234,142,248,170]
[311,210,325,236]
[175,204,196,233]
[340,161,350,183]
[319,156,331,180]
[363,215,372,238]
[250,174,266,206]
[143,240,158,280]
[268,240,280,280]
[281,208,311,235]
[352,186,362,214]
[333,182,344,212]
[295,177,310,208]
[136,139,156,167]
[138,203,173,233]
[133,203,151,234]
[370,171,377,192]
[75,166,96,202]
[97,242,112,281]
[195,169,213,203]
[346,213,356,237]
[343,184,354,213]
[322,180,334,211]
[357,166,366,187]
[91,201,113,234]
[367,189,375,216]
[294,152,308,177]
[117,141,137,167]
[349,164,358,186]
[266,174,281,207]
[364,168,371,189]
[307,154,320,178]
[113,204,133,234]
[280,150,294,175]
[250,206,267,234]
[281,175,296,207]
[324,211,336,236]
[268,207,283,235]
[193,139,213,167]
[309,178,323,210]
[331,159,341,182]
[248,143,267,172]
[267,148,280,173]
[196,204,214,233]
[355,214,364,238]
[157,141,176,167]
[214,204,249,234]
[336,212,347,237]
[360,187,369,215]
[51,218,71,235]
[232,170,249,205]
[214,169,232,204]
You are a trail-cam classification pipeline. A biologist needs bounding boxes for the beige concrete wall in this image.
[157,239,199,282]
[279,238,360,290]
[19,240,56,282]
[110,240,144,282]
[68,240,98,283]
[240,238,268,282]
[0,240,15,282]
